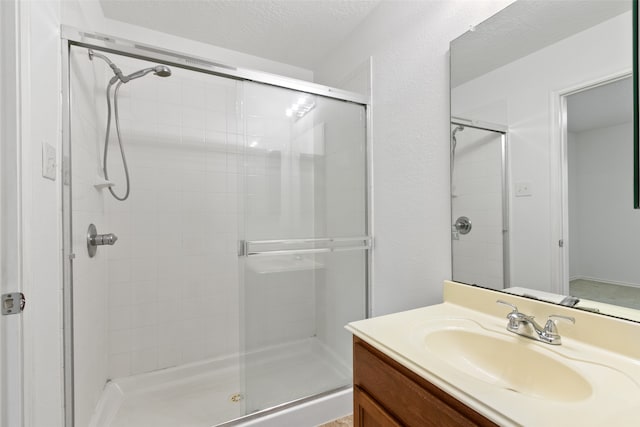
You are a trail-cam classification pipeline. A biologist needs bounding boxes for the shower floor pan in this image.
[90,338,351,427]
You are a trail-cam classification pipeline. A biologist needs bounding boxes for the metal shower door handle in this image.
[87,223,118,258]
[454,216,472,235]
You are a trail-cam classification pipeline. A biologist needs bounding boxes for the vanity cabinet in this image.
[353,336,498,427]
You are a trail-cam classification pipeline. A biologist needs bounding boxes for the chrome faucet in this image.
[496,300,575,345]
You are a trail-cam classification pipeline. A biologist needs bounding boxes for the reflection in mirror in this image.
[450,121,507,290]
[450,0,639,322]
[566,77,637,310]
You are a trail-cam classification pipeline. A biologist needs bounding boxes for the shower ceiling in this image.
[99,0,381,69]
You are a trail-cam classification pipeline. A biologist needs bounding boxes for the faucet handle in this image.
[542,315,576,344]
[544,314,575,333]
[496,300,518,313]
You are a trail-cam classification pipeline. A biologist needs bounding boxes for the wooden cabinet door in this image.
[354,386,402,427]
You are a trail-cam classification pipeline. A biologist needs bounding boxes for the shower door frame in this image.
[450,117,510,289]
[60,26,372,427]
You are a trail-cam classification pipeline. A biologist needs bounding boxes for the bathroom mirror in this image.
[450,0,640,322]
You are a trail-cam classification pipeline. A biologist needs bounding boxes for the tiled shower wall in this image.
[100,54,241,377]
[70,46,110,427]
[451,127,504,289]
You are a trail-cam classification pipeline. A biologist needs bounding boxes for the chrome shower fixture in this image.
[451,124,465,151]
[88,49,172,83]
[88,48,172,201]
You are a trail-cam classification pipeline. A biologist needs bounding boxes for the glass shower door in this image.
[239,82,368,415]
[451,123,507,289]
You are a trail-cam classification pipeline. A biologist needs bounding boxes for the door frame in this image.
[0,0,24,425]
[550,70,633,296]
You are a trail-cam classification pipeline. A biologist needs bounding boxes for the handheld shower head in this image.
[123,65,172,82]
[88,49,172,83]
[153,65,172,77]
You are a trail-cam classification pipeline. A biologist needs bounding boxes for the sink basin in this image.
[424,328,592,401]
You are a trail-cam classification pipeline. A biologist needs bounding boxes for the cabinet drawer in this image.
[353,337,497,427]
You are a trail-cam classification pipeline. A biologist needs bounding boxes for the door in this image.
[239,82,369,415]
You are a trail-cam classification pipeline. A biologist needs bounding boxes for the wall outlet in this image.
[42,142,56,181]
[515,181,532,197]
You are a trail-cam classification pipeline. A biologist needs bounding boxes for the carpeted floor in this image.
[570,279,640,311]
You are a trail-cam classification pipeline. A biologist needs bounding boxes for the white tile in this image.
[131,258,158,282]
[159,80,181,105]
[109,282,132,308]
[181,339,205,363]
[205,84,228,112]
[206,152,228,172]
[131,347,158,375]
[108,259,131,283]
[109,306,133,331]
[132,302,159,329]
[206,111,226,133]
[156,103,182,127]
[204,172,227,193]
[181,79,206,108]
[205,129,227,146]
[156,302,182,325]
[132,326,158,351]
[179,318,204,343]
[157,345,181,369]
[156,124,182,144]
[182,170,207,192]
[109,329,133,354]
[182,126,206,145]
[108,352,131,379]
[181,106,206,130]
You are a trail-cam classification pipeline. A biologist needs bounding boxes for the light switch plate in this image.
[515,181,532,197]
[42,142,56,181]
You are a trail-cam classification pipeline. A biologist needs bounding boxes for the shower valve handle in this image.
[91,233,118,246]
[87,224,118,258]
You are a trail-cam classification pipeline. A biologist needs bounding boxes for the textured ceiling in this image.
[451,1,632,87]
[99,0,381,70]
[567,77,632,133]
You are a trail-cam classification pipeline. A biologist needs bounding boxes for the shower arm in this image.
[89,49,127,83]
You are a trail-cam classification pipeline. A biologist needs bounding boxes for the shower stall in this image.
[450,119,508,290]
[62,28,370,427]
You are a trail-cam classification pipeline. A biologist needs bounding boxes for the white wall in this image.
[17,2,65,426]
[314,0,514,315]
[451,11,632,292]
[568,122,640,286]
[60,1,313,81]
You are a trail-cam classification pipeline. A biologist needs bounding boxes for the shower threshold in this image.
[90,337,351,427]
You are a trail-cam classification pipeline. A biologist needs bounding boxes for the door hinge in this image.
[558,239,564,248]
[2,293,25,315]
